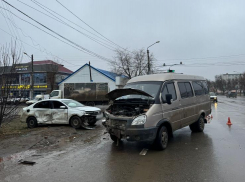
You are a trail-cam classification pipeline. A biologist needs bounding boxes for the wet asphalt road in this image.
[1,96,245,182]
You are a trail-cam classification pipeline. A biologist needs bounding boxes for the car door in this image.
[51,101,68,124]
[161,81,182,131]
[177,82,196,127]
[33,101,52,124]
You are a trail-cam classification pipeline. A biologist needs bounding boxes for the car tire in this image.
[154,126,169,150]
[27,117,38,128]
[189,115,205,132]
[70,116,82,129]
[110,134,119,142]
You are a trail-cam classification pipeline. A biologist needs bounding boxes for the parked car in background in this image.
[26,94,49,105]
[209,92,218,102]
[21,99,101,129]
[226,91,237,98]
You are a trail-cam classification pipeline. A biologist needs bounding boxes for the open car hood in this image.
[105,88,153,101]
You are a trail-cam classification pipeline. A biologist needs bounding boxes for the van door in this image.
[177,82,196,127]
[161,81,182,131]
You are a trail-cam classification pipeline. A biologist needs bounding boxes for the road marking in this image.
[139,148,148,155]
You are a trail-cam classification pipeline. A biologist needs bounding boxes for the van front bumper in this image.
[125,127,158,142]
[109,127,158,142]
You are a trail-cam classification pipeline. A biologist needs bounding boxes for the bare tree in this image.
[46,60,60,93]
[110,49,155,79]
[215,75,226,94]
[240,72,245,96]
[0,42,24,127]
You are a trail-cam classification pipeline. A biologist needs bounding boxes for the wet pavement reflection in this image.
[0,96,245,181]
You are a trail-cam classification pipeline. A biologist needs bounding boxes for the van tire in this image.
[189,115,205,132]
[70,116,82,129]
[27,117,38,128]
[155,126,168,150]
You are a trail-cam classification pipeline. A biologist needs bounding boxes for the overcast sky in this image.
[1,0,245,80]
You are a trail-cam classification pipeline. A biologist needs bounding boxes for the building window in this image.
[21,74,30,85]
[34,73,47,84]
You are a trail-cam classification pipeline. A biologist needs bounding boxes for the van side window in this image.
[162,83,177,101]
[177,82,193,98]
[202,81,209,94]
[178,83,187,98]
[185,82,193,97]
[192,81,205,96]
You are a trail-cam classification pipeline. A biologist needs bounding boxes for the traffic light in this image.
[168,69,175,73]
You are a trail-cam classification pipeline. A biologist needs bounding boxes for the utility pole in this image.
[30,54,34,99]
[147,41,160,75]
[147,49,150,74]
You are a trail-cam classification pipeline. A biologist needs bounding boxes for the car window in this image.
[178,82,188,98]
[192,81,205,96]
[52,101,66,109]
[50,91,59,97]
[178,82,194,98]
[34,101,51,109]
[184,82,193,97]
[161,82,177,101]
[202,81,209,94]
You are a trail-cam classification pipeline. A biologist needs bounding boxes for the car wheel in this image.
[70,116,81,129]
[27,117,38,128]
[154,126,168,150]
[189,115,205,132]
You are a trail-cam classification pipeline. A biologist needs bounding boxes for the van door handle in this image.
[172,107,179,110]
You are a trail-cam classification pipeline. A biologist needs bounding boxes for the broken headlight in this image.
[131,115,146,125]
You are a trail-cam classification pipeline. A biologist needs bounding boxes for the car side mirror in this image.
[166,94,173,105]
[60,106,66,109]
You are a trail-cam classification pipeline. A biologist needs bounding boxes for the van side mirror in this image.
[60,106,66,109]
[166,94,172,105]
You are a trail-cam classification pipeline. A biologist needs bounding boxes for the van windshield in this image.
[118,81,162,100]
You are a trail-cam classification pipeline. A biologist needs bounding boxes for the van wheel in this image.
[110,134,120,142]
[27,117,38,128]
[189,115,205,132]
[154,126,168,150]
[70,116,81,129]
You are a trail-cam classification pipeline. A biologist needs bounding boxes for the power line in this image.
[1,1,113,63]
[1,1,25,51]
[0,26,81,66]
[157,53,245,63]
[17,0,116,51]
[29,0,118,49]
[55,0,127,51]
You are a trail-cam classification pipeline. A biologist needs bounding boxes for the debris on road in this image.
[18,160,36,165]
[139,148,148,155]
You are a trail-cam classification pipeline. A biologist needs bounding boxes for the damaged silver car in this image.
[103,73,211,150]
[20,99,101,129]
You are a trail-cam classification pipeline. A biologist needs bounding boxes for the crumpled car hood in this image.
[105,88,153,101]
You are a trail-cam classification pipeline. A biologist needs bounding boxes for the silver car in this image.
[20,99,101,129]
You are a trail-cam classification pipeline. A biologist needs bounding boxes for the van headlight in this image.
[131,115,147,125]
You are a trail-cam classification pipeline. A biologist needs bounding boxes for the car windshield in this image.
[62,100,85,108]
[209,92,215,96]
[117,81,162,100]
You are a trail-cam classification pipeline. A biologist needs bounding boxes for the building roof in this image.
[33,60,73,74]
[58,63,127,85]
